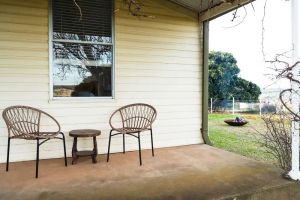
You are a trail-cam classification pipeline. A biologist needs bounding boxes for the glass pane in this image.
[53,42,112,97]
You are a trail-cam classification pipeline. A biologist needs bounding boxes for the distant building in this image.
[260,88,286,113]
[260,88,282,104]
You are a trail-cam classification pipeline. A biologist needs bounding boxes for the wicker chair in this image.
[2,105,67,178]
[107,103,157,165]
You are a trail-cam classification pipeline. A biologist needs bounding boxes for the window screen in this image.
[52,0,113,97]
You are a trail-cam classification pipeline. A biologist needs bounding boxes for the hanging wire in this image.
[73,0,82,21]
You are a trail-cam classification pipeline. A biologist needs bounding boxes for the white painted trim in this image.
[48,96,116,104]
[288,0,300,181]
[111,0,116,100]
[48,0,54,100]
[52,39,113,46]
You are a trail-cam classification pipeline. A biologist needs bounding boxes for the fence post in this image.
[210,98,213,113]
[259,99,262,116]
[232,97,235,115]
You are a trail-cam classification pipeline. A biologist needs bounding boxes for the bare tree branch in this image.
[121,0,155,18]
[73,0,82,21]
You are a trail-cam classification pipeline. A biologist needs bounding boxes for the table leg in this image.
[72,137,78,165]
[92,136,98,163]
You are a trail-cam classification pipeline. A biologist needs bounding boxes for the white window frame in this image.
[48,0,115,101]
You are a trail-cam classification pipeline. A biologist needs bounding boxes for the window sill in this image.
[48,96,116,104]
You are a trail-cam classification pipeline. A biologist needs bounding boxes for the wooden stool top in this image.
[69,129,101,137]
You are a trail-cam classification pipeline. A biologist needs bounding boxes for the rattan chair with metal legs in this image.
[2,105,67,178]
[107,103,157,165]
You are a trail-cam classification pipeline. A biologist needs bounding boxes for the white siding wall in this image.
[0,0,203,162]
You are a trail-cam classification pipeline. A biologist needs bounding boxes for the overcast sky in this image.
[209,0,292,90]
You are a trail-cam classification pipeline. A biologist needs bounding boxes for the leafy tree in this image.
[209,51,261,100]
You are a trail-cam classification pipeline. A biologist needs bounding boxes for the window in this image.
[51,0,113,98]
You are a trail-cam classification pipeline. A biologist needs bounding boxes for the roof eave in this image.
[168,0,255,21]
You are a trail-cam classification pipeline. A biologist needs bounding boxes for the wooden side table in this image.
[69,129,101,165]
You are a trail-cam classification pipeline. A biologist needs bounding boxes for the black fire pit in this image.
[224,117,248,126]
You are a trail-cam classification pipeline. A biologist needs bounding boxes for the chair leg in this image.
[150,129,154,157]
[138,132,142,166]
[107,130,113,162]
[6,138,10,172]
[36,139,39,179]
[61,133,67,167]
[123,134,125,154]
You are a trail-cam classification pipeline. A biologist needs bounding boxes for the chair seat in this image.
[37,132,59,139]
[11,132,58,140]
[113,127,144,134]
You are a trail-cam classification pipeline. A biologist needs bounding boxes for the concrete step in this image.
[222,182,300,200]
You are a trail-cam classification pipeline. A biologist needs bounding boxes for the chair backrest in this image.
[2,105,60,139]
[109,103,157,131]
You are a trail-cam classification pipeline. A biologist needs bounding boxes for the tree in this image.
[209,51,261,100]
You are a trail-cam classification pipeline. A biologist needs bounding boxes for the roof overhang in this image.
[168,0,254,21]
[168,0,223,13]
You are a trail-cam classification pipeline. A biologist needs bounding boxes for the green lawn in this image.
[208,113,276,164]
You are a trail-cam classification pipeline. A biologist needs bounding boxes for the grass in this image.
[208,113,276,164]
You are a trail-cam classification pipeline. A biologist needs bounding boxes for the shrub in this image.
[259,112,291,171]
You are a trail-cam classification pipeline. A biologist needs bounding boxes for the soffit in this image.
[168,0,223,13]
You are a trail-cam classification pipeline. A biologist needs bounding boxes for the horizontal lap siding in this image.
[0,0,203,162]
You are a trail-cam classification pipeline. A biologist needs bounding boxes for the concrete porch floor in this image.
[0,144,299,200]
